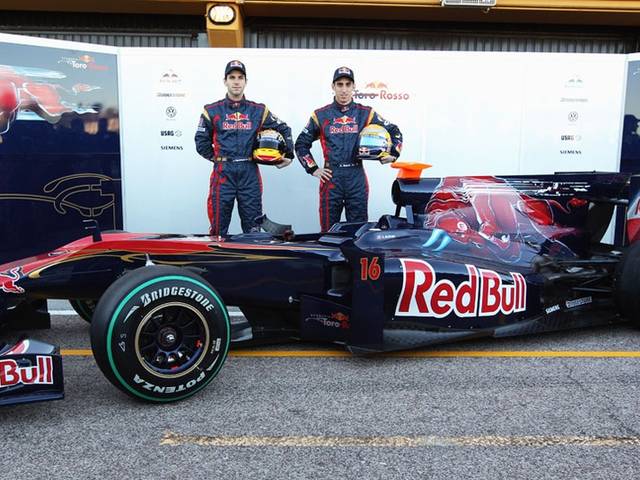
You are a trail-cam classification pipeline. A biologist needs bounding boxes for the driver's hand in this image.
[313,167,333,183]
[276,157,293,169]
[379,155,396,164]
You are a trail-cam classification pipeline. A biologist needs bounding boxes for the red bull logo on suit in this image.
[329,115,358,134]
[223,112,252,130]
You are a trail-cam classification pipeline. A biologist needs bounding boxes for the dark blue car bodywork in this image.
[0,170,635,404]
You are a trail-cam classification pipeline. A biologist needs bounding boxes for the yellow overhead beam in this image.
[4,0,640,14]
[238,0,640,11]
[3,0,640,30]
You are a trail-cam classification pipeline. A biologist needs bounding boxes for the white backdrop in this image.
[119,48,626,234]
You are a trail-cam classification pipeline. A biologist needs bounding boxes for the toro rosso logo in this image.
[395,259,526,318]
[330,115,358,134]
[331,312,350,329]
[0,267,24,294]
[354,80,410,101]
[0,356,54,387]
[223,112,252,130]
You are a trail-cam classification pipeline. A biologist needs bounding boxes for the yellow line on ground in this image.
[61,348,640,358]
[62,349,93,356]
[160,432,640,448]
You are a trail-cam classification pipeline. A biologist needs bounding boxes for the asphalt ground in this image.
[2,302,640,479]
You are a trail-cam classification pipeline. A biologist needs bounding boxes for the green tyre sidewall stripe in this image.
[105,275,231,402]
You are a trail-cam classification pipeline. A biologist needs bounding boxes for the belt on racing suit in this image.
[330,162,360,168]
[214,156,251,163]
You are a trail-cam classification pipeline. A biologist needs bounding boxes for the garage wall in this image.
[1,10,637,53]
[0,11,207,47]
[244,19,635,53]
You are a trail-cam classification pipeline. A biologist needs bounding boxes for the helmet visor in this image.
[258,136,281,150]
[360,134,389,150]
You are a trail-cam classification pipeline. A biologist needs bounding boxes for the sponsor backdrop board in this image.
[520,54,625,175]
[0,33,628,250]
[119,49,626,234]
[0,33,122,264]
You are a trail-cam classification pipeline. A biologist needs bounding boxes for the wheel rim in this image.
[134,302,210,379]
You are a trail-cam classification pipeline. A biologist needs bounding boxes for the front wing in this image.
[0,338,64,406]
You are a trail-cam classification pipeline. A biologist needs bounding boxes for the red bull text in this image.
[395,259,527,318]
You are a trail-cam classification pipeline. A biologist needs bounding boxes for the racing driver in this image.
[295,66,403,231]
[195,60,294,235]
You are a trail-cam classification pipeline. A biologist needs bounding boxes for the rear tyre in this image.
[69,299,97,323]
[90,265,230,402]
[615,241,640,326]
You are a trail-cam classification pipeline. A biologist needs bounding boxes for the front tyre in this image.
[90,266,230,402]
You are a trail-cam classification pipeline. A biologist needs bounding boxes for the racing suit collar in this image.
[333,98,354,112]
[225,94,246,108]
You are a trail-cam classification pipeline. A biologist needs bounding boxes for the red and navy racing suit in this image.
[295,100,402,231]
[195,95,294,235]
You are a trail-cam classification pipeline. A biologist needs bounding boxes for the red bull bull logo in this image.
[333,115,356,125]
[223,112,252,130]
[160,70,180,83]
[355,80,410,101]
[395,260,527,318]
[423,176,582,263]
[301,154,316,169]
[226,112,250,122]
[0,267,24,294]
[330,115,358,134]
[0,355,54,387]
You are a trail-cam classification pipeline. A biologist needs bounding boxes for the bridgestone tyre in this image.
[90,266,230,403]
[615,241,640,327]
[69,299,98,323]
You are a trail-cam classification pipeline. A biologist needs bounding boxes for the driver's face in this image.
[332,78,355,105]
[224,71,246,98]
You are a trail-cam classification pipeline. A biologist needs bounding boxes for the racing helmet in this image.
[253,129,286,165]
[357,124,391,160]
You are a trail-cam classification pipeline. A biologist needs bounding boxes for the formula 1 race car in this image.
[1,163,639,404]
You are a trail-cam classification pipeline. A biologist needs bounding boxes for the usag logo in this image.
[160,130,182,137]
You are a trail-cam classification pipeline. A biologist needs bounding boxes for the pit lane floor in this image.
[2,302,640,479]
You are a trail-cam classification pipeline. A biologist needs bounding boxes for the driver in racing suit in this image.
[295,66,403,231]
[195,60,294,235]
